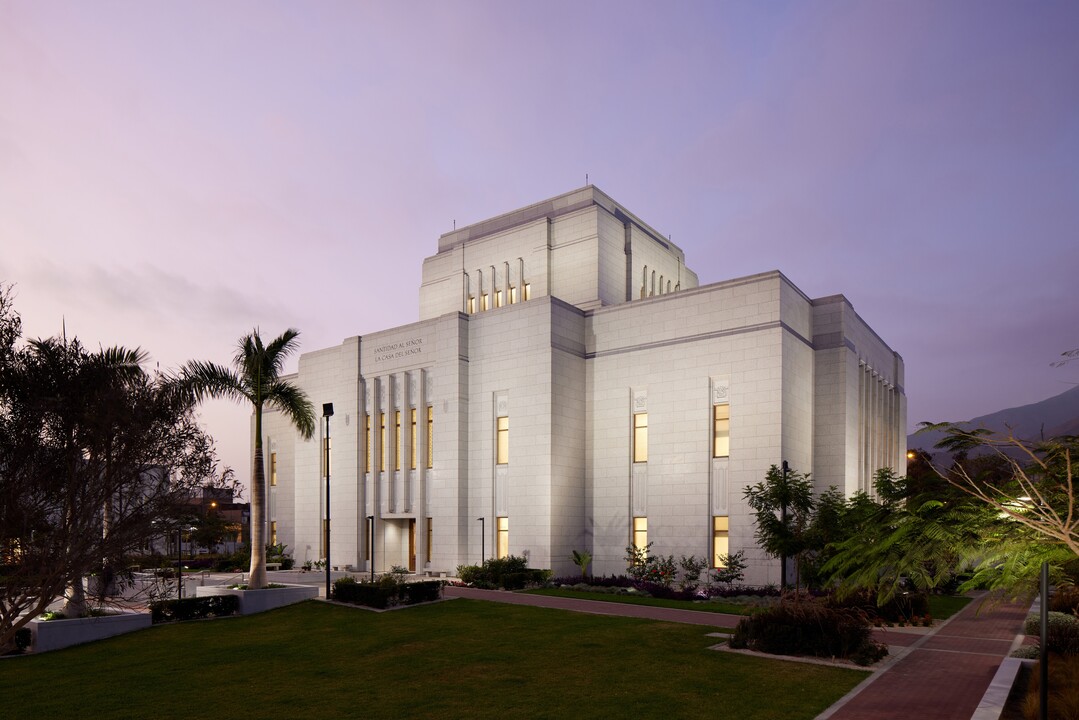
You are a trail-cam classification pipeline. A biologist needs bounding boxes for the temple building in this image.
[261,186,906,583]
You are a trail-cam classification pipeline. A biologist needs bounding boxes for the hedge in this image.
[333,578,444,609]
[150,595,240,624]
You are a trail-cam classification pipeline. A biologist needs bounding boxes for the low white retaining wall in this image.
[195,584,318,615]
[29,612,152,653]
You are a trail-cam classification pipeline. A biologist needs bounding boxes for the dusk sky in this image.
[3,1,1077,487]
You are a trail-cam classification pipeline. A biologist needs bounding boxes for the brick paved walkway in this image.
[444,586,1029,720]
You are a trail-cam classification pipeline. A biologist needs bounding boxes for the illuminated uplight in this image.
[906,451,916,460]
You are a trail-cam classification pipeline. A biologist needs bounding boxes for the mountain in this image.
[908,384,1079,453]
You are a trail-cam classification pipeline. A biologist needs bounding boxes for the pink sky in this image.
[2,1,1077,487]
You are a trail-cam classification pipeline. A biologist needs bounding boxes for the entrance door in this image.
[408,519,416,572]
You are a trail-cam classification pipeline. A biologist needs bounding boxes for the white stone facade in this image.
[262,186,906,584]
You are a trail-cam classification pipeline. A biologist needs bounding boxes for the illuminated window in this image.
[410,408,417,470]
[270,452,277,486]
[712,403,729,459]
[468,296,476,314]
[713,404,730,458]
[481,293,489,311]
[713,516,730,568]
[270,520,277,546]
[394,410,402,471]
[509,286,517,304]
[496,415,509,465]
[426,405,434,468]
[632,517,648,551]
[495,290,503,308]
[523,283,531,301]
[365,414,371,473]
[496,516,509,559]
[426,517,433,560]
[379,412,386,472]
[633,412,648,463]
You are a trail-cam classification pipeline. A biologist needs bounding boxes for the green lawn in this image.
[0,600,866,720]
[525,587,755,617]
[929,594,973,620]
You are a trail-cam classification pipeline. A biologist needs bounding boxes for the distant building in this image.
[261,186,906,583]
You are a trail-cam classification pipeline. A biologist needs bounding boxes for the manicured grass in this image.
[525,587,756,616]
[929,594,972,620]
[0,600,866,719]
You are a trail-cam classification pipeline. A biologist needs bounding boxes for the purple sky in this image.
[3,1,1077,487]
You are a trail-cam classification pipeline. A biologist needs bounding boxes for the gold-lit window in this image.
[632,517,647,551]
[321,519,328,557]
[365,414,371,474]
[496,516,509,559]
[410,408,417,470]
[509,286,517,304]
[270,520,277,546]
[426,517,433,560]
[496,415,509,465]
[468,296,476,314]
[379,412,386,472]
[481,293,489,311]
[426,405,434,468]
[713,404,730,458]
[713,516,730,568]
[495,290,503,308]
[523,283,531,301]
[394,410,402,471]
[633,412,648,463]
[270,452,277,486]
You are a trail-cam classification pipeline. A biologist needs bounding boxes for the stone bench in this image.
[265,563,282,571]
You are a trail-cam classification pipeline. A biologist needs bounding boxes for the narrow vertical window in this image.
[365,414,371,473]
[270,452,277,486]
[496,516,509,559]
[633,412,648,463]
[468,296,476,314]
[481,293,489,311]
[632,517,648,551]
[523,283,532,301]
[321,519,328,558]
[394,410,402,471]
[495,289,503,308]
[379,412,386,472]
[713,404,730,458]
[713,516,730,568]
[365,517,372,561]
[509,286,517,304]
[426,405,434,469]
[426,517,433,560]
[410,408,417,470]
[270,520,277,546]
[496,415,509,465]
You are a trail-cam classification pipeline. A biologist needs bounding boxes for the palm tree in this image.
[182,329,314,589]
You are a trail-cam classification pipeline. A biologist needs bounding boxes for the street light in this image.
[367,515,375,581]
[323,402,333,600]
[478,517,485,564]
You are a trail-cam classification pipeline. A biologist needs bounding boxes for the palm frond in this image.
[267,380,315,439]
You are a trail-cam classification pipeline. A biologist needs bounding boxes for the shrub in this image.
[713,551,748,588]
[455,556,547,590]
[827,589,930,623]
[12,627,31,654]
[1024,612,1079,655]
[1050,586,1079,616]
[150,595,240,624]
[1024,653,1079,720]
[730,598,887,666]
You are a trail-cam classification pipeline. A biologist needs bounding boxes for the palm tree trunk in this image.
[249,442,267,589]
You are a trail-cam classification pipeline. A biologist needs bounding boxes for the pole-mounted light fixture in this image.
[323,403,333,600]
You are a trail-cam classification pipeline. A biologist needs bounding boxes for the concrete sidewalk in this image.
[443,586,1029,720]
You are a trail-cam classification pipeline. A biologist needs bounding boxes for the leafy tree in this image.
[181,329,315,589]
[744,464,815,589]
[713,550,748,588]
[0,287,224,653]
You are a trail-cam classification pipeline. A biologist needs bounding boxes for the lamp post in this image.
[367,515,375,581]
[323,403,333,600]
[176,526,183,600]
[478,517,485,564]
[780,460,789,590]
